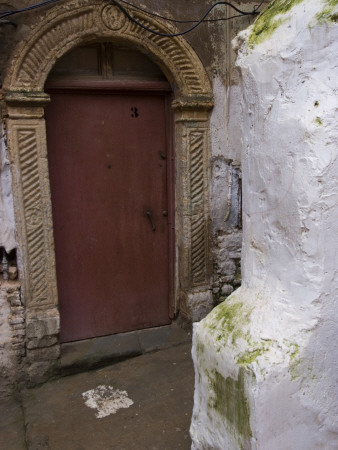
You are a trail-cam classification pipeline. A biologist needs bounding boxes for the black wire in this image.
[112,0,258,38]
[253,0,266,13]
[0,0,60,19]
[117,0,259,24]
[0,0,266,27]
[0,20,17,26]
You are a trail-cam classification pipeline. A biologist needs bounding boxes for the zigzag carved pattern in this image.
[190,131,205,212]
[191,216,206,285]
[18,10,95,84]
[129,14,202,93]
[189,130,206,285]
[18,129,48,304]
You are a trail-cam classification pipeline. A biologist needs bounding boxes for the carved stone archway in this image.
[2,0,213,379]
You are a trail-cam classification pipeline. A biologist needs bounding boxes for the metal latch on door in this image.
[146,210,156,231]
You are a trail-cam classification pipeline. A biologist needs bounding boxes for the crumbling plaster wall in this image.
[0,280,23,396]
[209,4,266,308]
[191,0,338,448]
[0,118,22,394]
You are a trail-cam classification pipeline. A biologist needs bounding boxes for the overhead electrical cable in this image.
[0,0,266,28]
[112,0,260,37]
[253,0,265,13]
[116,0,261,23]
[0,0,60,19]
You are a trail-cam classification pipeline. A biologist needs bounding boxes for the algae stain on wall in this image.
[204,296,252,339]
[208,368,252,447]
[249,0,305,47]
[315,0,338,23]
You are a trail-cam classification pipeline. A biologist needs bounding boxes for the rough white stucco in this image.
[191,0,338,448]
[0,122,16,252]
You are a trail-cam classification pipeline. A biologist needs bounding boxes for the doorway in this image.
[3,0,213,381]
[45,44,174,342]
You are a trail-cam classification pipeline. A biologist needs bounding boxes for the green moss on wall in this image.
[209,368,252,446]
[231,328,245,345]
[237,347,267,365]
[196,339,205,358]
[289,344,299,362]
[315,0,338,23]
[288,343,301,380]
[212,302,244,333]
[249,0,305,47]
[204,297,253,341]
[202,292,281,369]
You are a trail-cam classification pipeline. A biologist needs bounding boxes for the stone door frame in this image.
[1,0,213,370]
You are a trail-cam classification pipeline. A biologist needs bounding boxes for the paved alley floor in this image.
[1,342,195,450]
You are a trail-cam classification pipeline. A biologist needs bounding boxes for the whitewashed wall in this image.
[191,0,338,448]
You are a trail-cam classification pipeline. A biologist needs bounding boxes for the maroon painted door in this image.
[45,90,171,342]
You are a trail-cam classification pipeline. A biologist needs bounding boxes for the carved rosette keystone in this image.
[101,4,127,31]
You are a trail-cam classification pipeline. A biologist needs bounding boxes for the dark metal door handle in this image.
[146,210,156,231]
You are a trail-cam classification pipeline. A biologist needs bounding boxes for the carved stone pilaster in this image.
[5,94,58,313]
[174,106,211,289]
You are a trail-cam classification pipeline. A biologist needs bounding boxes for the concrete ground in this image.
[0,326,194,450]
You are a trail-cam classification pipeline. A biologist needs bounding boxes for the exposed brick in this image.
[12,336,25,344]
[12,329,26,337]
[12,343,25,350]
[8,266,18,280]
[10,306,24,314]
[12,323,25,330]
[7,295,21,306]
[9,317,24,325]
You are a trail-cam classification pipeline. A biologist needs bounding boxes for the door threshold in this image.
[59,323,191,376]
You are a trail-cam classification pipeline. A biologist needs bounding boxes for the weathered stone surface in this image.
[26,336,58,350]
[220,284,234,296]
[0,282,21,396]
[60,331,141,372]
[8,266,17,280]
[186,290,214,323]
[26,311,59,339]
[212,230,242,304]
[25,361,58,385]
[26,345,60,362]
[138,323,191,353]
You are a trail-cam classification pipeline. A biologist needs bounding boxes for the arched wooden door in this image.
[45,45,174,343]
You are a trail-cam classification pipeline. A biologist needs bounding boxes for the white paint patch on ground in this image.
[82,385,134,418]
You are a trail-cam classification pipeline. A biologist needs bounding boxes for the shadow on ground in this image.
[0,327,194,450]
